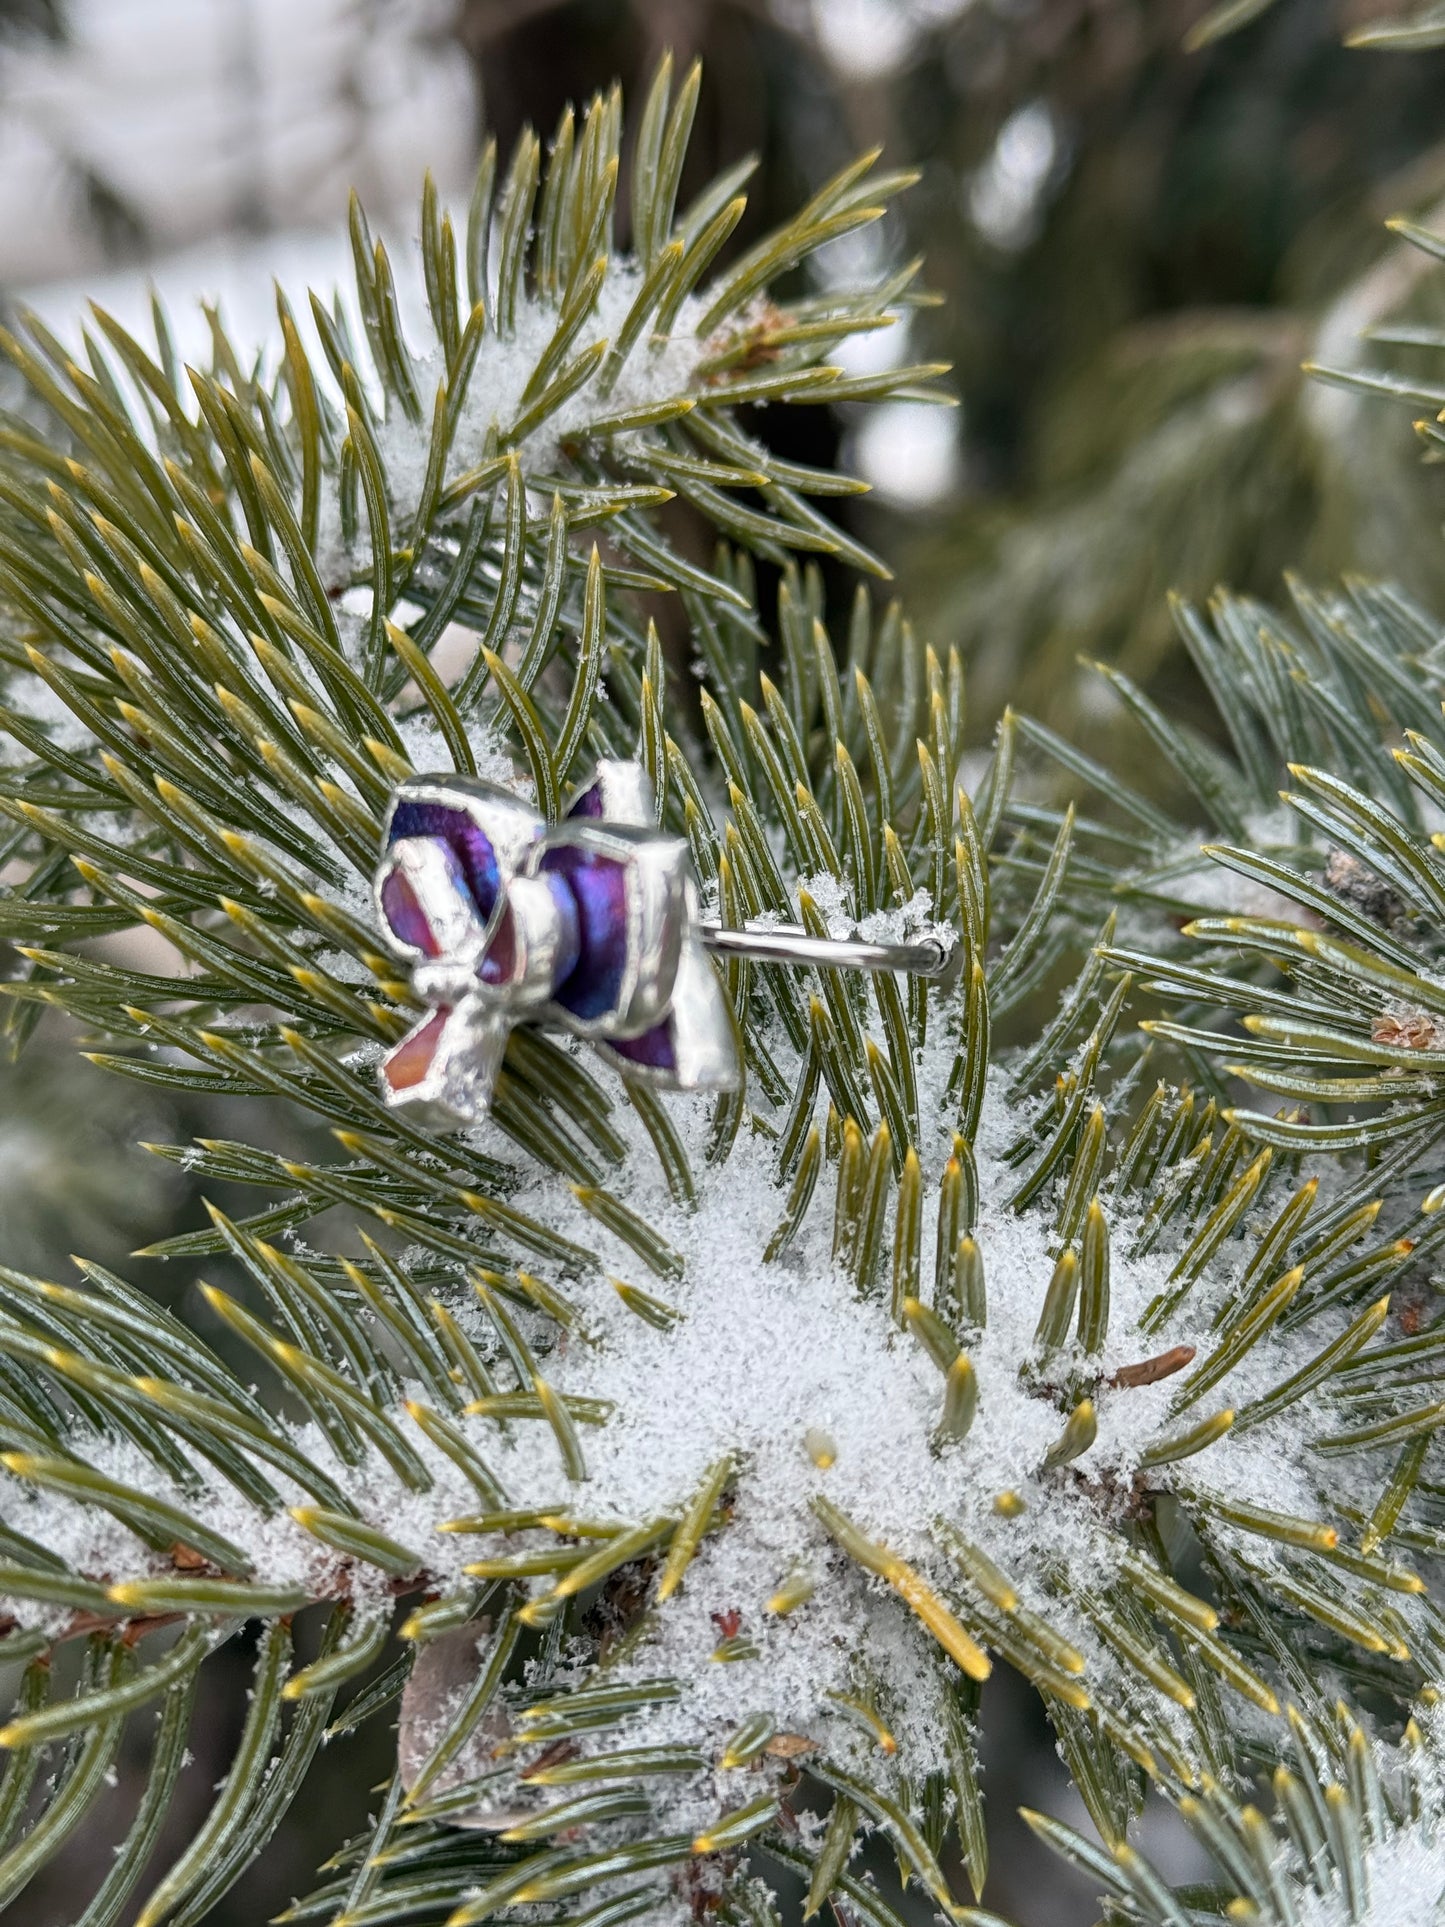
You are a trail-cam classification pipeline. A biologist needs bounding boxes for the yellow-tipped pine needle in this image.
[517,1515,673,1625]
[1138,1408,1234,1469]
[826,1689,897,1754]
[692,1792,779,1855]
[766,1567,816,1615]
[813,1495,990,1681]
[939,1352,978,1441]
[1042,1399,1096,1469]
[657,1455,733,1601]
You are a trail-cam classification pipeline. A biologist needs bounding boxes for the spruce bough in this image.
[0,56,1443,1927]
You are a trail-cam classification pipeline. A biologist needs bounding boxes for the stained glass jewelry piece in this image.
[374,762,739,1125]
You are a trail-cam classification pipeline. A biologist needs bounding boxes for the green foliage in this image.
[1031,1690,1445,1923]
[1031,563,1445,1216]
[0,48,1444,1927]
[1189,0,1445,49]
[890,0,1445,747]
[0,60,989,1927]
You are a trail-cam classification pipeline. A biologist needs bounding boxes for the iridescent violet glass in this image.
[372,761,739,1125]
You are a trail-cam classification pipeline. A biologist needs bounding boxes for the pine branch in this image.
[0,51,1441,1927]
[1185,0,1445,51]
[1031,1689,1445,1923]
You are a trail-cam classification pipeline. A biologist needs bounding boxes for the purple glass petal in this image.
[566,780,605,820]
[387,801,504,919]
[380,867,439,956]
[545,872,583,984]
[540,844,629,1021]
[607,1019,677,1073]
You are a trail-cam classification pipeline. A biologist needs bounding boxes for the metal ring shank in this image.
[697,917,955,980]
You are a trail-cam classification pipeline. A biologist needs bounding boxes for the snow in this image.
[0,670,98,765]
[1235,1706,1445,1927]
[0,802,1437,1927]
[1,1021,1416,1832]
[0,523,1431,1898]
[395,699,529,795]
[1294,1826,1445,1927]
[365,263,714,518]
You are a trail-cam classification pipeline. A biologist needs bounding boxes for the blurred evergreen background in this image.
[4,1,1445,1919]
